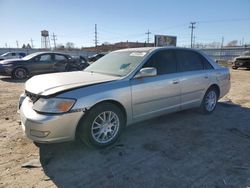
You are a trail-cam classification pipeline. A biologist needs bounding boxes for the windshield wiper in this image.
[86,70,122,77]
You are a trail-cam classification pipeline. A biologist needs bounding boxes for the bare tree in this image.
[65,42,75,49]
[227,40,238,47]
[56,43,65,50]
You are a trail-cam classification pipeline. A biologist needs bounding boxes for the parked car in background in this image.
[0,52,26,61]
[19,47,230,148]
[0,52,86,79]
[232,51,250,69]
[88,53,106,62]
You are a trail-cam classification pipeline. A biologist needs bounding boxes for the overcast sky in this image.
[0,0,250,48]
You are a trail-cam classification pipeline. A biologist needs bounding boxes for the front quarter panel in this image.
[57,80,133,125]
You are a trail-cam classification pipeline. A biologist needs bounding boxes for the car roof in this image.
[115,46,201,53]
[28,51,70,56]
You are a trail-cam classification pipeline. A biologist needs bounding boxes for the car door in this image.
[130,50,181,120]
[53,54,69,72]
[29,54,54,74]
[175,49,211,110]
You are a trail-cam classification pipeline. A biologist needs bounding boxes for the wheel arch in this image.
[75,99,127,139]
[11,66,29,78]
[208,84,220,98]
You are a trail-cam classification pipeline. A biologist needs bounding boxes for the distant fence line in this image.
[200,47,250,61]
[0,48,95,57]
[1,47,250,61]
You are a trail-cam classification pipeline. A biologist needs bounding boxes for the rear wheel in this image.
[12,68,27,79]
[77,102,125,148]
[232,66,238,69]
[200,87,218,114]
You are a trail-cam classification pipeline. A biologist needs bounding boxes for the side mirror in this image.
[134,67,157,79]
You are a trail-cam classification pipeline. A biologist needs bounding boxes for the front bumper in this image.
[0,65,8,75]
[19,97,83,143]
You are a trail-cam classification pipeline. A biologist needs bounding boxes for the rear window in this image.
[176,50,206,72]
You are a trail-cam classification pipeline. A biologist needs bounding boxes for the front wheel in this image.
[77,102,125,148]
[12,68,27,79]
[200,88,218,114]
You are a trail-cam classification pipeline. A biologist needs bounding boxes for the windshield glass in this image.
[1,52,10,57]
[22,53,40,60]
[85,51,148,76]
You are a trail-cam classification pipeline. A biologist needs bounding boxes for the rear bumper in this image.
[19,97,83,143]
[219,81,230,99]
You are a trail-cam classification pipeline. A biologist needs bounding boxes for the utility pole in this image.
[5,43,7,48]
[221,37,224,48]
[220,37,224,60]
[189,22,196,48]
[94,24,99,52]
[94,24,98,48]
[145,29,151,44]
[51,33,57,49]
[193,36,196,48]
[16,40,19,48]
[30,39,34,48]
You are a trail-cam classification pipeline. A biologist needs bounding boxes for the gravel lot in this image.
[0,69,250,188]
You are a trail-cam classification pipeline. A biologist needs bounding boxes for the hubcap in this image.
[91,111,120,144]
[205,90,217,112]
[15,69,25,79]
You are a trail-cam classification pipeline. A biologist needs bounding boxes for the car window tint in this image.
[19,53,26,57]
[55,55,67,61]
[143,50,177,75]
[201,55,214,69]
[39,55,51,61]
[12,53,16,56]
[176,50,203,72]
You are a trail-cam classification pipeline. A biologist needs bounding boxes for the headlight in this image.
[33,98,76,114]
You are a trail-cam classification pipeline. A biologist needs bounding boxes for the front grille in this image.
[25,90,40,103]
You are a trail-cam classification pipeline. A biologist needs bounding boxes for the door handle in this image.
[172,80,179,84]
[204,75,209,79]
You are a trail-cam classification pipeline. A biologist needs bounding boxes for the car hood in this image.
[25,71,120,96]
[0,59,24,64]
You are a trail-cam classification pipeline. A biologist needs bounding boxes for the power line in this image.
[198,17,250,24]
[145,29,151,43]
[189,22,196,48]
[51,33,57,49]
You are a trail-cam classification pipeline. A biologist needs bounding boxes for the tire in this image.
[77,102,125,148]
[12,67,27,79]
[199,87,218,114]
[232,66,238,70]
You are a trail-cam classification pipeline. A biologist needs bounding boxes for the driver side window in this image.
[35,54,51,62]
[142,50,177,75]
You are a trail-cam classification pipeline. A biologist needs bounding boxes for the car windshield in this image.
[1,52,10,57]
[22,53,40,60]
[85,51,148,77]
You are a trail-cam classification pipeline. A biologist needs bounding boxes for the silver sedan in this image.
[19,47,230,147]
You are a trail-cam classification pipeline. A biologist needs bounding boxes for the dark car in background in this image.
[0,52,87,79]
[88,53,106,62]
[0,52,26,61]
[232,51,250,69]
